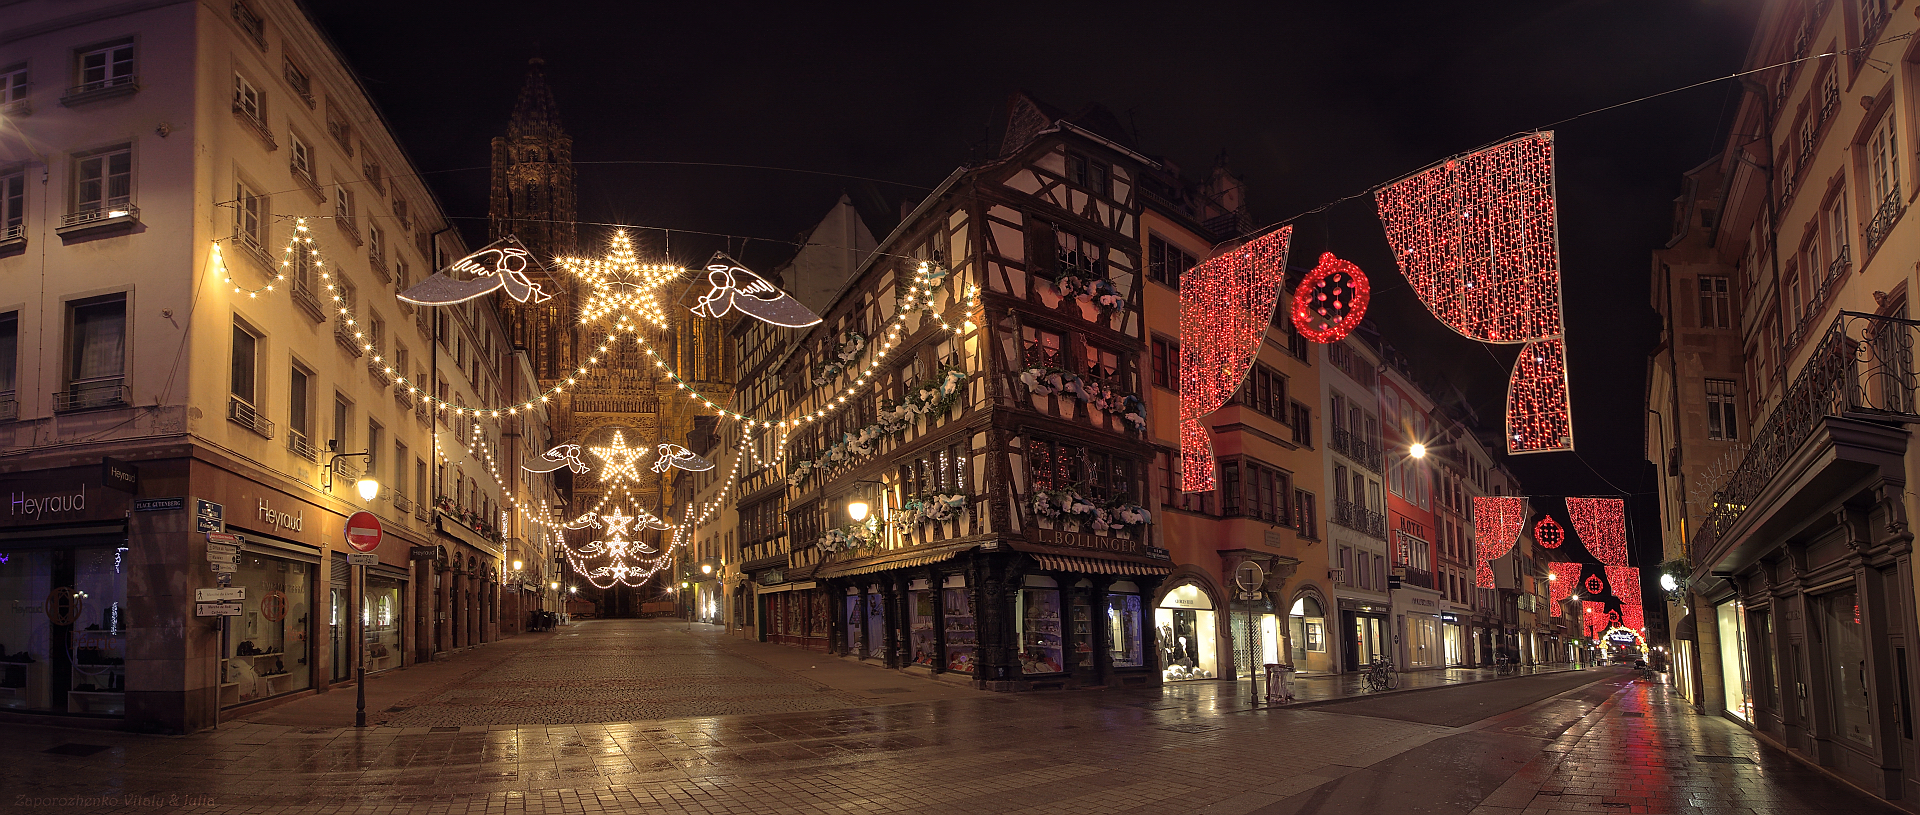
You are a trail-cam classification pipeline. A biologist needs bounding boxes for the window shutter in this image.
[1026,220,1059,279]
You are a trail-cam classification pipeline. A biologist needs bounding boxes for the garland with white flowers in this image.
[817,522,881,553]
[1054,274,1126,316]
[811,331,868,387]
[788,365,970,487]
[897,492,970,529]
[1029,487,1152,535]
[1019,366,1148,433]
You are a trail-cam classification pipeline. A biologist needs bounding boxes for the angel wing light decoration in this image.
[690,252,823,328]
[399,236,553,306]
[521,443,589,474]
[651,443,716,473]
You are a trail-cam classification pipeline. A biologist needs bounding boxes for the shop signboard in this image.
[133,497,185,512]
[1146,546,1171,560]
[409,546,437,560]
[195,500,224,533]
[195,587,245,602]
[101,457,139,494]
[1033,528,1145,556]
[195,602,242,617]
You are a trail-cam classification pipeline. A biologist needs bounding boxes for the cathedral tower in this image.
[490,58,579,383]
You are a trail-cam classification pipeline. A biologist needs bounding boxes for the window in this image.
[75,40,134,93]
[1,63,26,106]
[1826,196,1850,266]
[1065,152,1110,197]
[395,257,410,289]
[1706,379,1738,440]
[233,180,264,248]
[368,314,384,357]
[332,395,350,453]
[1,170,24,236]
[362,154,382,188]
[69,295,126,389]
[367,419,383,483]
[1237,364,1288,423]
[1081,342,1119,384]
[325,99,353,153]
[0,311,16,401]
[415,459,428,506]
[334,182,355,228]
[1291,401,1312,446]
[1698,276,1731,329]
[282,57,311,105]
[1021,326,1064,369]
[1221,458,1291,525]
[1151,337,1179,389]
[1055,228,1101,277]
[368,224,384,267]
[1147,235,1197,287]
[1294,489,1317,538]
[230,322,258,404]
[232,73,261,121]
[393,441,408,499]
[1865,110,1900,250]
[289,132,313,182]
[231,0,266,45]
[288,364,310,439]
[74,145,132,213]
[1786,269,1803,327]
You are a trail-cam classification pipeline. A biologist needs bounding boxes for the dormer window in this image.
[1065,152,1109,197]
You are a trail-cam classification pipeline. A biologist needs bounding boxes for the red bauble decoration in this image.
[1534,515,1564,548]
[1376,133,1573,455]
[1584,574,1605,595]
[1472,496,1527,589]
[1291,252,1370,343]
[1179,227,1293,492]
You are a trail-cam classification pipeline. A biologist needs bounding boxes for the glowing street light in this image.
[1408,443,1427,459]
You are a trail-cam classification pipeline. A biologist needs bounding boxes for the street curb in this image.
[1268,666,1598,711]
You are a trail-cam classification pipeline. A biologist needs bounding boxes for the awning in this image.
[435,513,502,559]
[815,546,967,578]
[1674,612,1696,642]
[1032,553,1172,576]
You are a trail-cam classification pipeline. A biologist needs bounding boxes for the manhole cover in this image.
[1620,712,1644,718]
[43,743,111,757]
[429,726,460,733]
[1695,755,1755,764]
[866,687,911,694]
[1158,723,1220,734]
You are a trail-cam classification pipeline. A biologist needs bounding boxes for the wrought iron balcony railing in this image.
[1791,244,1850,347]
[1865,184,1904,256]
[227,396,275,439]
[1332,499,1388,541]
[1695,311,1920,551]
[287,428,317,462]
[53,380,129,413]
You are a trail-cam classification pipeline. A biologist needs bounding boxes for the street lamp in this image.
[844,480,882,522]
[569,585,577,594]
[1408,443,1427,459]
[322,447,377,501]
[1659,573,1678,592]
[701,563,713,575]
[512,560,524,571]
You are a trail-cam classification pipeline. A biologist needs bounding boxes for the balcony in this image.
[291,166,325,203]
[1695,311,1920,551]
[368,251,390,284]
[1399,566,1435,590]
[1331,428,1383,473]
[0,397,15,422]
[368,357,392,388]
[0,223,23,251]
[56,205,139,237]
[334,320,365,358]
[286,428,316,461]
[226,396,275,439]
[392,491,414,515]
[1865,184,1904,257]
[334,211,361,246]
[232,102,277,150]
[60,75,138,107]
[1790,244,1850,347]
[290,278,326,324]
[395,387,416,410]
[53,379,129,413]
[1331,499,1387,541]
[415,398,431,427]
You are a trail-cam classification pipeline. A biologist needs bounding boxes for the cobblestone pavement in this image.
[0,621,1897,815]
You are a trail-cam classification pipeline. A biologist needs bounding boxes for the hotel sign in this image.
[1034,529,1144,557]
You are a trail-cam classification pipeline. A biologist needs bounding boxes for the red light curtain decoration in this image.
[1566,497,1627,567]
[1472,496,1527,588]
[1607,565,1645,632]
[1583,601,1610,638]
[1549,562,1581,617]
[1375,133,1573,454]
[1179,227,1293,492]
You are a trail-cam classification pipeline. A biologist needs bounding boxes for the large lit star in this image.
[557,231,685,328]
[590,431,647,484]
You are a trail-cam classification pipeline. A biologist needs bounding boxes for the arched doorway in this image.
[1155,582,1219,681]
[1290,594,1333,674]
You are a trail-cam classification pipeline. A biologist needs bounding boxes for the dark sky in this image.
[310,0,1758,576]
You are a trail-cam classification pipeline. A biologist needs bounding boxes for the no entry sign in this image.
[346,511,383,552]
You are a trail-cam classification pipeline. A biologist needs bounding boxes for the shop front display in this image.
[1817,587,1872,750]
[908,580,937,668]
[1442,613,1465,667]
[1289,597,1329,673]
[943,578,975,673]
[224,550,312,707]
[865,589,886,659]
[1156,583,1217,681]
[363,572,405,674]
[1017,578,1064,675]
[0,543,130,716]
[1403,611,1441,669]
[1341,602,1390,672]
[1716,599,1750,722]
[1107,586,1145,668]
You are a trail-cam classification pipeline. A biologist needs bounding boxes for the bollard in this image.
[1264,663,1296,704]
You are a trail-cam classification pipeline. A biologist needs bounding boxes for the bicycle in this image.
[1364,656,1398,692]
[1495,654,1517,676]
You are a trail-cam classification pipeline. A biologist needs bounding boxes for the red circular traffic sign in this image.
[346,511,383,552]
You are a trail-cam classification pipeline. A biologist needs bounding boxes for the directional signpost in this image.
[344,510,382,728]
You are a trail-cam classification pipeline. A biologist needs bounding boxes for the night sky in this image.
[309,1,1759,579]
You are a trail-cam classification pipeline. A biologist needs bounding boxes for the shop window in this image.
[865,590,885,659]
[1017,579,1064,675]
[364,574,402,673]
[223,552,311,706]
[0,547,132,715]
[1157,583,1216,681]
[943,578,975,673]
[908,580,937,668]
[1818,587,1872,747]
[1108,591,1144,668]
[1718,599,1751,722]
[1290,596,1328,671]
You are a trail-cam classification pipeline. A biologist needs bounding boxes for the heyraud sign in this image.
[1,463,132,525]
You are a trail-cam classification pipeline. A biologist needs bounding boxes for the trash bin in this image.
[1264,663,1296,704]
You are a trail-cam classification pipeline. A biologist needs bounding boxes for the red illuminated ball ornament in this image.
[1584,574,1605,595]
[1534,515,1564,548]
[1291,252,1370,343]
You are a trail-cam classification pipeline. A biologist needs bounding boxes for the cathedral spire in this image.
[508,58,565,142]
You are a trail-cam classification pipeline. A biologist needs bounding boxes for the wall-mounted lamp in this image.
[844,480,883,522]
[323,446,378,501]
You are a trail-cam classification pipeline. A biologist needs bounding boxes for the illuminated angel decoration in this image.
[651,443,715,473]
[398,236,552,306]
[690,252,823,328]
[522,443,589,474]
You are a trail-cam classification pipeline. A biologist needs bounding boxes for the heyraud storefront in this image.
[0,450,422,733]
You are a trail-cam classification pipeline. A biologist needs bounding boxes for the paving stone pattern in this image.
[0,620,1897,815]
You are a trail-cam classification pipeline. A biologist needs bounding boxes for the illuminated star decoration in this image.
[1376,132,1572,454]
[589,431,648,483]
[558,230,686,329]
[398,236,552,305]
[1472,495,1527,588]
[1291,252,1370,343]
[1178,226,1293,491]
[691,252,824,328]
